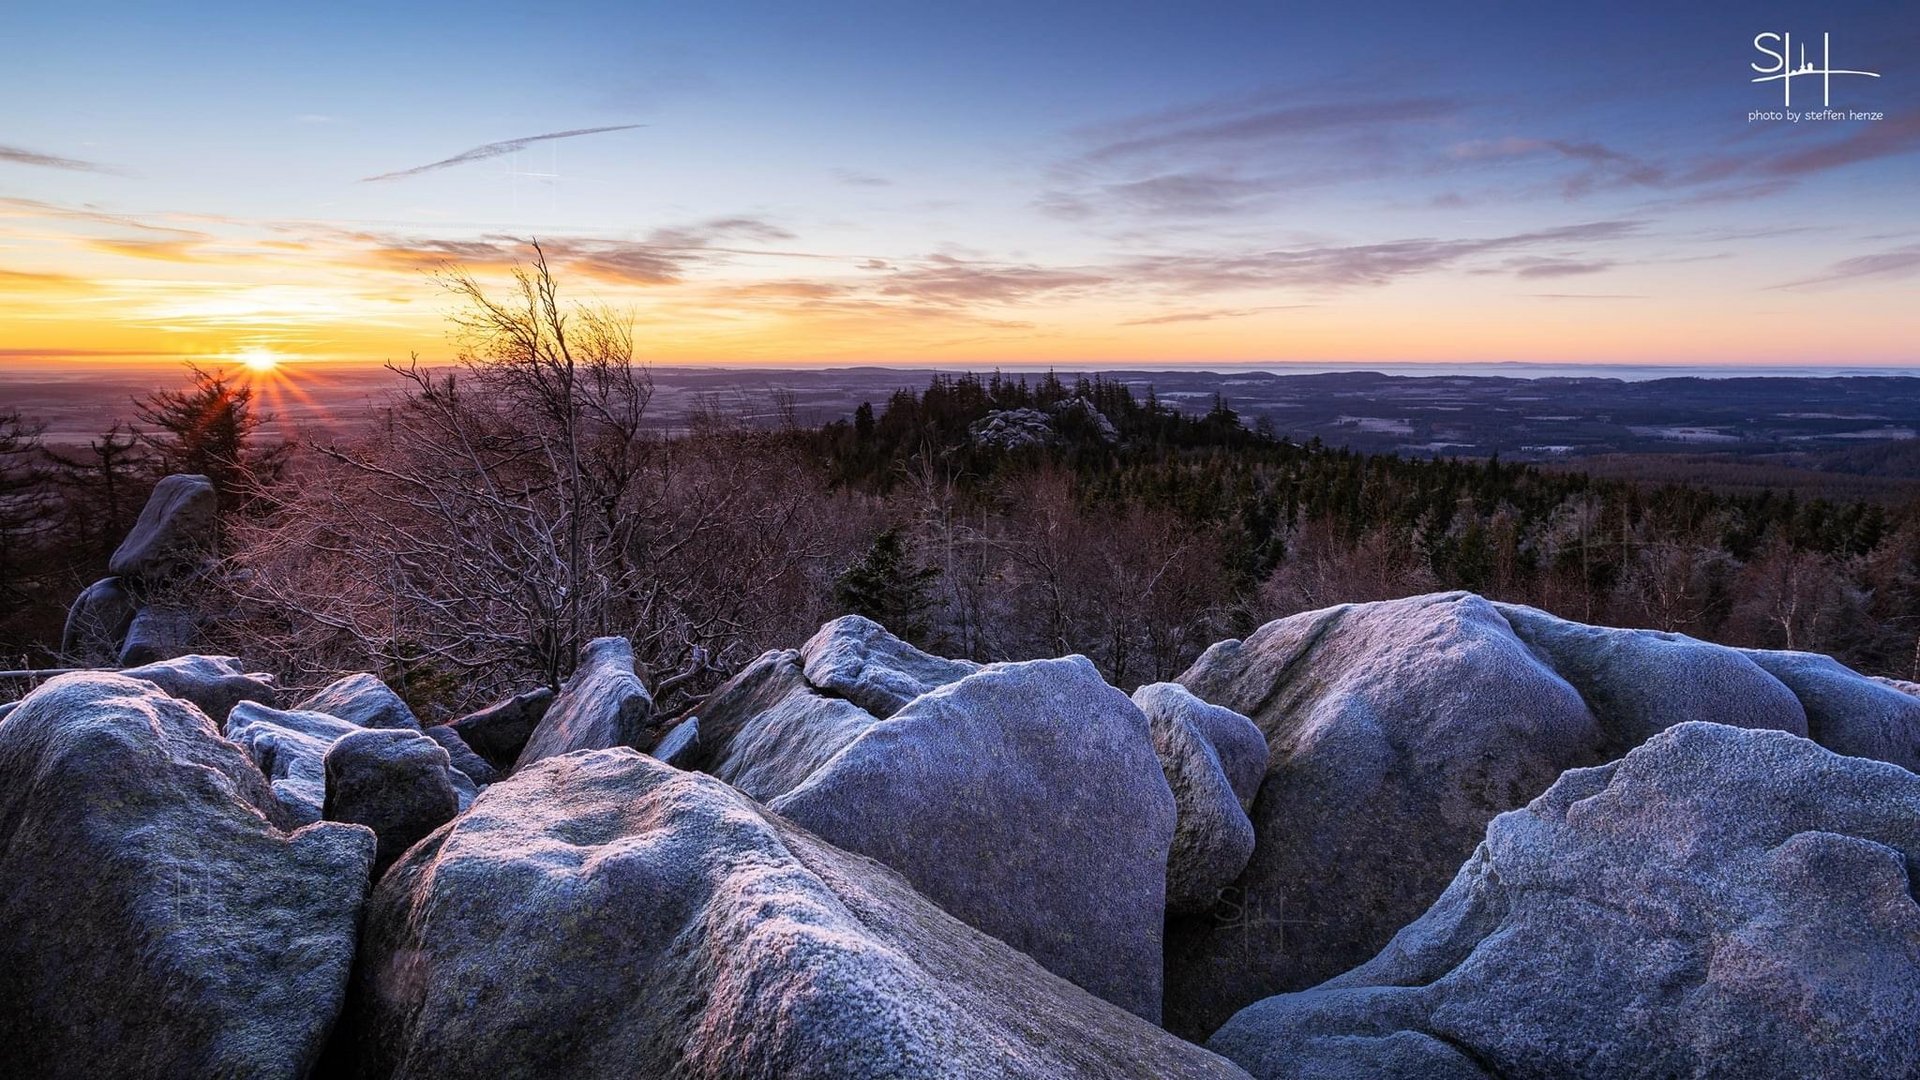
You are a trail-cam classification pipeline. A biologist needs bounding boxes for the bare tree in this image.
[227,244,855,712]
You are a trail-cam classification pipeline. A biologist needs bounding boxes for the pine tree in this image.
[133,363,288,499]
[835,527,939,641]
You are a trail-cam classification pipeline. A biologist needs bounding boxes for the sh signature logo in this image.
[1752,32,1880,106]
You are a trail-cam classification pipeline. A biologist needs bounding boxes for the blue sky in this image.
[2,1,1916,366]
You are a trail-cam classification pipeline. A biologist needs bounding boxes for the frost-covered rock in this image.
[1743,648,1920,770]
[1168,591,1919,1039]
[1167,593,1604,1036]
[512,637,654,770]
[337,749,1246,1080]
[0,673,374,1079]
[107,473,218,584]
[295,672,420,731]
[1494,601,1808,751]
[121,653,277,722]
[324,728,460,872]
[225,702,361,826]
[694,649,887,801]
[1133,682,1264,914]
[1209,722,1920,1080]
[799,614,979,717]
[771,656,1176,1020]
[969,407,1058,451]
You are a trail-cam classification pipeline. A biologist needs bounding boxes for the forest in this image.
[3,256,1916,716]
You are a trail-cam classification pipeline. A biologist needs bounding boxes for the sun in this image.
[233,346,280,372]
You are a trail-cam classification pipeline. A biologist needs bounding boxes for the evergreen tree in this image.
[835,527,939,641]
[133,363,288,499]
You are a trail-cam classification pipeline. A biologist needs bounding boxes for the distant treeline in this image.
[6,359,1920,708]
[805,371,1920,681]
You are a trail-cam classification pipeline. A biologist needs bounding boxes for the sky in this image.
[2,0,1917,370]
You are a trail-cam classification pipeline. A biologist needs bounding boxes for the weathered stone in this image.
[60,576,136,662]
[425,724,498,786]
[694,648,883,801]
[447,686,553,772]
[296,672,420,731]
[649,714,699,767]
[338,749,1246,1080]
[0,673,374,1079]
[1744,647,1920,771]
[225,701,359,825]
[1133,682,1263,914]
[512,637,653,771]
[1167,593,1604,1037]
[117,604,196,666]
[1495,601,1808,751]
[324,728,460,872]
[1209,723,1920,1080]
[771,656,1176,1021]
[121,653,277,722]
[1165,592,1855,1039]
[107,473,218,584]
[798,614,978,717]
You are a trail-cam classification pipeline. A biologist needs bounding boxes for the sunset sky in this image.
[2,1,1917,370]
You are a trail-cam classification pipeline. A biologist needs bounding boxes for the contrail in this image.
[361,124,642,182]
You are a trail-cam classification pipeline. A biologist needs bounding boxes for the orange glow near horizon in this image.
[1,198,1916,373]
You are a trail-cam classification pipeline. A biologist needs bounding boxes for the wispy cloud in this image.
[1081,95,1457,164]
[877,254,1108,306]
[1120,304,1307,326]
[831,168,892,187]
[1120,220,1642,292]
[351,216,799,285]
[1777,242,1920,289]
[361,124,643,182]
[1044,87,1463,221]
[0,144,124,174]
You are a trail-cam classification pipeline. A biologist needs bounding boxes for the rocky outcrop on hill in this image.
[969,407,1058,451]
[0,673,374,1079]
[512,636,653,770]
[337,748,1246,1080]
[1208,722,1920,1080]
